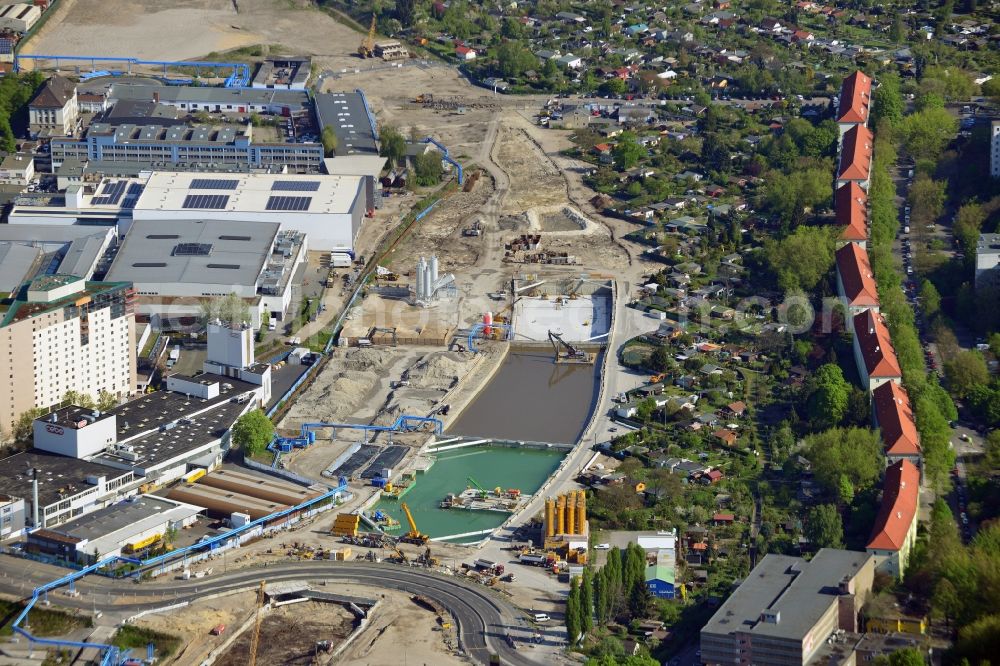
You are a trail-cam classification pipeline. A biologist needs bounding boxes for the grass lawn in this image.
[113,625,181,660]
[0,600,91,637]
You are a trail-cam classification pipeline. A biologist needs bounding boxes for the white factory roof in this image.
[323,155,387,178]
[132,171,363,215]
[0,224,115,245]
[0,242,41,292]
[106,218,279,287]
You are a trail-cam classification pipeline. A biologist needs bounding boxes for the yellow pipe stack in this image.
[557,495,566,535]
[566,493,576,537]
[545,498,555,538]
[576,489,587,534]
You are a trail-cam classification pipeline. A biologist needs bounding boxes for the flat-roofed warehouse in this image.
[130,172,365,253]
[26,495,202,564]
[197,468,326,506]
[104,219,305,326]
[0,3,41,33]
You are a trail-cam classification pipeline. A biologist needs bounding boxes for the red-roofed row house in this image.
[830,72,921,582]
[866,460,920,579]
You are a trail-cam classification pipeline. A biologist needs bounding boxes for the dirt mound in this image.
[407,352,472,388]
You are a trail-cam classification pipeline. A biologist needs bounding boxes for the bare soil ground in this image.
[215,600,355,666]
[22,0,360,62]
[494,124,565,214]
[131,590,255,666]
[337,589,463,666]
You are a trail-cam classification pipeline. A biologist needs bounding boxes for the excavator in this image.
[400,502,429,545]
[358,14,376,58]
[548,330,588,362]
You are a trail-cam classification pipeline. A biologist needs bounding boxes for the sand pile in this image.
[407,352,472,389]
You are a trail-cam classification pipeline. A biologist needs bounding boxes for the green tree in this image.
[496,40,536,78]
[395,0,416,27]
[872,74,904,127]
[919,280,941,320]
[804,427,883,500]
[12,407,46,442]
[806,364,851,428]
[914,396,956,491]
[805,503,843,548]
[96,390,118,411]
[321,126,338,157]
[379,125,406,167]
[613,132,645,170]
[61,390,95,409]
[900,107,958,162]
[765,225,838,292]
[413,150,443,186]
[595,568,610,623]
[649,346,670,373]
[232,409,275,457]
[762,168,833,224]
[580,568,594,635]
[566,577,582,645]
[944,351,989,400]
[201,292,252,328]
[599,78,628,97]
[628,578,652,618]
[956,614,1000,665]
[873,648,926,666]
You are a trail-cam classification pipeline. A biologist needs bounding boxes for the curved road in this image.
[1,562,541,666]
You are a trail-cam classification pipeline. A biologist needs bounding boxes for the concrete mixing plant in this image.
[412,254,456,306]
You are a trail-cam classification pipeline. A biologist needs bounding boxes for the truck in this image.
[519,553,547,566]
[330,252,352,268]
[474,559,505,574]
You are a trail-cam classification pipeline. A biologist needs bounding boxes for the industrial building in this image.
[0,225,116,281]
[0,242,43,293]
[26,495,201,564]
[251,56,311,90]
[637,531,677,599]
[314,92,379,156]
[0,494,27,539]
[105,219,305,328]
[0,3,40,33]
[7,177,145,228]
[130,171,366,253]
[0,275,136,433]
[0,451,137,530]
[168,469,325,520]
[700,549,875,666]
[51,121,324,172]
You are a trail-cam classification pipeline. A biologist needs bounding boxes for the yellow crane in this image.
[400,502,429,544]
[247,580,265,666]
[358,14,376,58]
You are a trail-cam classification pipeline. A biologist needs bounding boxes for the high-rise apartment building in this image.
[0,275,136,433]
[991,120,1000,178]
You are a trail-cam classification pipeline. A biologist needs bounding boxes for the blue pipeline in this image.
[420,137,463,184]
[13,480,347,661]
[268,415,444,455]
[15,55,250,87]
[467,322,512,352]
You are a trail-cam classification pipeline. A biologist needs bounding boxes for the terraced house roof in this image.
[836,242,879,307]
[867,460,919,551]
[872,381,921,457]
[837,125,874,182]
[836,182,868,241]
[837,70,871,124]
[853,309,901,379]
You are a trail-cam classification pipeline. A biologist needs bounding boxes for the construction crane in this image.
[248,580,265,666]
[400,502,429,545]
[358,14,376,58]
[466,476,488,499]
[548,330,587,362]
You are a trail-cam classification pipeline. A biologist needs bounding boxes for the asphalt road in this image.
[0,561,542,666]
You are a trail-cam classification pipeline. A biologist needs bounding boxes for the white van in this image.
[533,613,550,623]
[268,319,277,332]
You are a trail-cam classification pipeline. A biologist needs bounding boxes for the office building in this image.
[28,75,78,137]
[976,233,1000,289]
[701,549,875,666]
[0,494,26,539]
[0,275,136,433]
[991,120,1000,178]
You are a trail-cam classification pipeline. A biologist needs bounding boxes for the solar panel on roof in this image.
[172,243,213,256]
[271,180,320,192]
[182,194,229,210]
[265,196,312,211]
[190,178,239,190]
